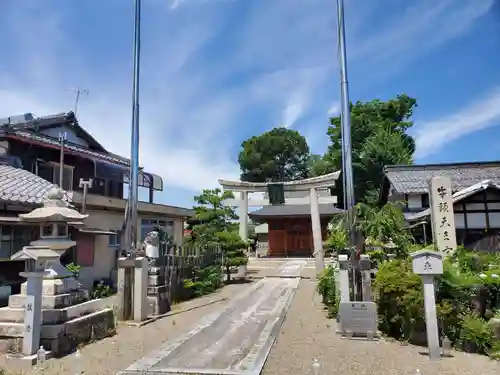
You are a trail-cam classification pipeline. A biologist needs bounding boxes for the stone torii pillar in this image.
[309,187,324,271]
[239,191,249,241]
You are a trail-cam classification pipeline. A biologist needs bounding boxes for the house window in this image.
[421,194,429,208]
[38,162,74,191]
[108,234,121,247]
[0,225,38,260]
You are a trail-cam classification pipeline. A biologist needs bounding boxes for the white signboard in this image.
[429,176,457,253]
[411,250,443,276]
[22,295,36,355]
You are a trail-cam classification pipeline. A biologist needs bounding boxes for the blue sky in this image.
[0,0,499,208]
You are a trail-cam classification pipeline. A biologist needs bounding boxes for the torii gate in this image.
[218,171,341,272]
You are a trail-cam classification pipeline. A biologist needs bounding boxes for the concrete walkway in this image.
[119,261,304,375]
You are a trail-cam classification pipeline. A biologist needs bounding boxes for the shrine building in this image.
[249,190,343,257]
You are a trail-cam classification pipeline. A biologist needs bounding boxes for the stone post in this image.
[239,191,249,241]
[19,271,44,356]
[310,187,324,273]
[360,254,372,302]
[411,249,443,361]
[134,257,149,322]
[338,254,350,302]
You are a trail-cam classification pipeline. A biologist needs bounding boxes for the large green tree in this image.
[187,188,238,245]
[238,127,311,182]
[314,94,417,206]
[187,188,248,281]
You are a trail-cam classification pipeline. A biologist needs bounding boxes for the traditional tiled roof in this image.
[249,204,343,218]
[0,164,71,205]
[384,162,500,194]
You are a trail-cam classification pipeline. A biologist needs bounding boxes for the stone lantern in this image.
[18,187,88,294]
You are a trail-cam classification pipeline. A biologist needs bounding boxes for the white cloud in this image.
[327,102,340,117]
[414,87,500,158]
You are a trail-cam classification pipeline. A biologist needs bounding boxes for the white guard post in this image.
[411,249,443,361]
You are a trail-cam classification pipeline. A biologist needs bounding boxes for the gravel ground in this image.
[0,282,252,375]
[262,279,500,375]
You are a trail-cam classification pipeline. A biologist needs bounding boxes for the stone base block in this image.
[0,308,115,356]
[147,285,170,316]
[6,350,54,367]
[0,297,112,325]
[148,274,165,286]
[21,277,79,296]
[9,290,88,309]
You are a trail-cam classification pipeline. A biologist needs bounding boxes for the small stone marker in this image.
[10,246,59,358]
[338,254,350,302]
[339,301,377,339]
[23,295,36,355]
[360,255,372,302]
[429,176,457,253]
[411,249,443,360]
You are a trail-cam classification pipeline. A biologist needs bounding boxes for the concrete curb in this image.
[120,297,228,327]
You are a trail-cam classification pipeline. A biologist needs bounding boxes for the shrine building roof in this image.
[248,204,343,219]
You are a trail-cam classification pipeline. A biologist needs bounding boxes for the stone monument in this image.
[144,231,170,316]
[0,187,115,358]
[411,248,443,360]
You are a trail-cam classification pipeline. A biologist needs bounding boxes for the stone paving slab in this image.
[118,277,300,375]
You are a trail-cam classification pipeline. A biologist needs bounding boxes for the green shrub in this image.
[90,281,114,299]
[459,313,493,354]
[183,265,222,297]
[317,265,340,318]
[374,258,424,340]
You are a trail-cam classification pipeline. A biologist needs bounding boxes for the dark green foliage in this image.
[90,280,115,299]
[187,188,238,246]
[374,259,424,340]
[316,265,340,318]
[239,127,310,182]
[216,231,248,282]
[459,314,493,354]
[183,265,223,297]
[187,188,248,283]
[315,95,417,206]
[373,248,500,357]
[326,202,414,261]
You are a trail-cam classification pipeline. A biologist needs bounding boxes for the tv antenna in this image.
[72,88,89,116]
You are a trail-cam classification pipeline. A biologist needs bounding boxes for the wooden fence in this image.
[156,244,222,303]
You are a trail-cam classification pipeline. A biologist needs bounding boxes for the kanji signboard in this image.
[429,176,457,253]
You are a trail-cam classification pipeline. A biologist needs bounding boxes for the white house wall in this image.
[77,210,185,289]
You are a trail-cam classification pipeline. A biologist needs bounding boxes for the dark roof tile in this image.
[0,165,71,205]
[384,162,500,194]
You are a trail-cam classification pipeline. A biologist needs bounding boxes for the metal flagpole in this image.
[125,0,142,258]
[336,0,357,298]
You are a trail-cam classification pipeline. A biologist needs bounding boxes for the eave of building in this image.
[69,190,195,219]
[248,203,344,220]
[219,171,341,192]
[404,180,500,222]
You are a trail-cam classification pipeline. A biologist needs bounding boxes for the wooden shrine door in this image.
[285,220,312,257]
